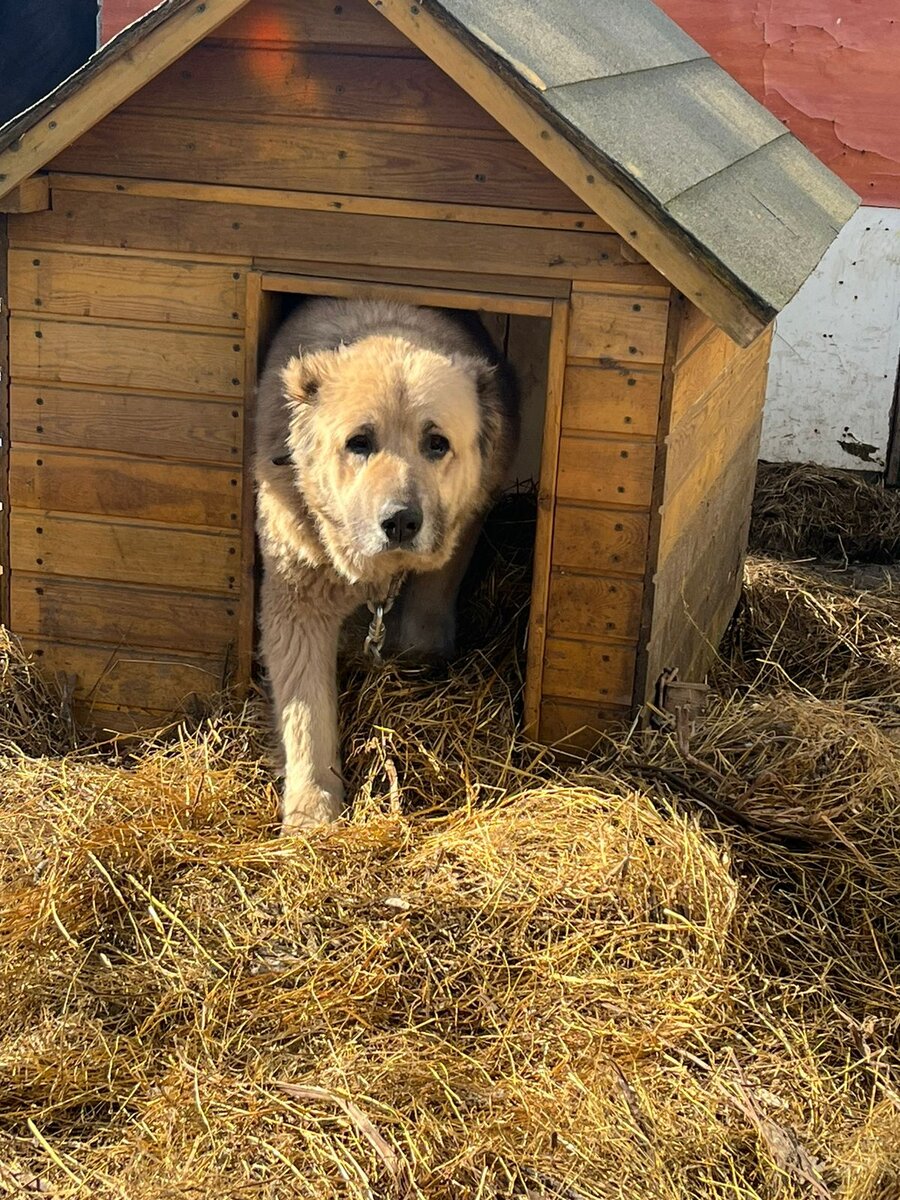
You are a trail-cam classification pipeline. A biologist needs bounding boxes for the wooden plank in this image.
[19,637,228,713]
[675,301,715,366]
[10,512,242,592]
[551,505,649,576]
[50,172,609,233]
[0,216,8,626]
[0,0,254,200]
[538,698,631,747]
[561,364,662,438]
[523,298,569,735]
[253,258,649,293]
[12,190,624,281]
[669,324,743,430]
[547,571,644,642]
[10,384,243,465]
[10,317,244,397]
[54,112,586,212]
[236,273,268,693]
[542,637,636,707]
[657,331,772,559]
[9,448,241,528]
[8,248,245,328]
[567,290,669,364]
[11,574,238,656]
[215,0,415,50]
[556,436,656,508]
[366,0,771,346]
[0,177,50,214]
[630,294,683,719]
[260,272,553,318]
[130,44,498,132]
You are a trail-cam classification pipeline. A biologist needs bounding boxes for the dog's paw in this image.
[281,783,344,833]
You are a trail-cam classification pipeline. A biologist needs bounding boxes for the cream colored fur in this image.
[254,299,517,832]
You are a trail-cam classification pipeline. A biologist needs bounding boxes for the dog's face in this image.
[279,335,496,582]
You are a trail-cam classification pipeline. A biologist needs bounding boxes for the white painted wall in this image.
[760,206,900,470]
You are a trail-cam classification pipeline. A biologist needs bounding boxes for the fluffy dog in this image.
[254,298,518,831]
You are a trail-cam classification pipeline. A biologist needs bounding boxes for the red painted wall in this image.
[100,0,900,205]
[656,0,900,206]
[100,0,155,42]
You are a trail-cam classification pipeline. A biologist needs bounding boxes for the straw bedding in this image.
[2,477,900,1199]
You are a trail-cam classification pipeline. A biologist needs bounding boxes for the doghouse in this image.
[0,0,857,740]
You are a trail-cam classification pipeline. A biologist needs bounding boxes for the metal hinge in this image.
[653,668,710,754]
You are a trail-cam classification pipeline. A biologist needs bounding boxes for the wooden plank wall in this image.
[528,281,671,743]
[642,308,773,699]
[5,245,246,727]
[4,0,671,727]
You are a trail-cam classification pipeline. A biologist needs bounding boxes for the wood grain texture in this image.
[11,574,238,656]
[657,330,772,560]
[538,698,631,746]
[542,637,636,707]
[644,325,773,694]
[0,177,50,214]
[54,111,586,211]
[10,512,242,592]
[547,571,644,642]
[20,637,229,712]
[216,0,414,50]
[561,363,662,438]
[8,248,245,327]
[10,384,243,464]
[12,190,621,281]
[10,316,244,396]
[49,173,609,232]
[567,289,669,363]
[9,448,242,528]
[551,505,650,576]
[556,435,656,508]
[130,43,497,131]
[670,323,742,429]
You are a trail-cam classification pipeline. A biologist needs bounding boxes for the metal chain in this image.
[363,574,405,664]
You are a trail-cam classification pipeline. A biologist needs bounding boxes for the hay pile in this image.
[2,477,900,1198]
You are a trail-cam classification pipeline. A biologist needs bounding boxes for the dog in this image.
[254,298,519,831]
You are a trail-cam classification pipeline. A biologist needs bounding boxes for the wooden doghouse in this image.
[0,0,857,738]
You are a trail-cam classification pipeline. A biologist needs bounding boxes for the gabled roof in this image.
[0,0,858,346]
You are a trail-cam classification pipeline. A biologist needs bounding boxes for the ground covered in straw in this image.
[2,474,900,1199]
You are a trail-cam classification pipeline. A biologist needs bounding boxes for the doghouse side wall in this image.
[643,308,773,696]
[4,0,669,727]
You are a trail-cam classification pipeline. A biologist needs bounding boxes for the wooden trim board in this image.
[523,297,570,735]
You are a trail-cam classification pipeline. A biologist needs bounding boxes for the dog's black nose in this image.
[381,505,423,547]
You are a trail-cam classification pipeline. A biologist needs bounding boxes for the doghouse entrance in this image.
[241,271,563,731]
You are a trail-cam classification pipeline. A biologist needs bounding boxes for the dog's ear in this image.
[280,349,334,405]
[454,356,511,463]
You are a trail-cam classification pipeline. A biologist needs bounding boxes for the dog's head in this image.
[275,335,504,582]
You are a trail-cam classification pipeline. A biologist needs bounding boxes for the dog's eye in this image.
[346,432,375,457]
[425,433,451,460]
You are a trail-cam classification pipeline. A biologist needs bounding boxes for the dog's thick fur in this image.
[254,298,518,831]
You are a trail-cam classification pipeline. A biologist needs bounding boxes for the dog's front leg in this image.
[261,571,346,832]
